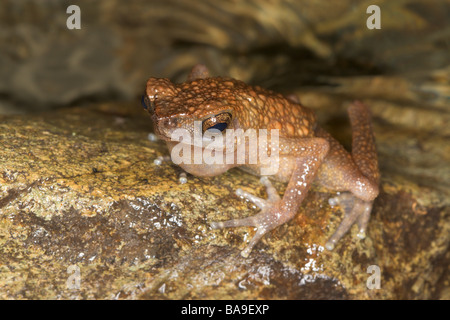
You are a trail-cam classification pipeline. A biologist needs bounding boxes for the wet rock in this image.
[0,102,348,299]
[0,73,448,299]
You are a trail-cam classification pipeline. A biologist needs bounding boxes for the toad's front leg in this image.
[211,138,329,257]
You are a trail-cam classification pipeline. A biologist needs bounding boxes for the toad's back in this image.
[149,76,317,138]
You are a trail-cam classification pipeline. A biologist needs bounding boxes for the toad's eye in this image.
[141,95,149,109]
[202,112,232,133]
[141,95,154,113]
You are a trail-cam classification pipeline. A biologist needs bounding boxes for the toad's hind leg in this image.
[348,101,380,186]
[322,101,380,250]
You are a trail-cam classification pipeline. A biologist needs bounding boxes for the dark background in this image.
[1,0,448,113]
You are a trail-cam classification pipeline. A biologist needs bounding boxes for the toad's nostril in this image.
[160,117,177,129]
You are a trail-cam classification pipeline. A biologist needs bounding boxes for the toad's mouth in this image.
[162,131,240,152]
[154,119,239,151]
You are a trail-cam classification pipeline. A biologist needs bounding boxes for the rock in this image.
[1,74,448,299]
[0,102,348,299]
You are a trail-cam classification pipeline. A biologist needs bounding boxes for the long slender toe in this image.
[356,201,372,239]
[260,176,281,202]
[236,188,269,210]
[240,227,268,258]
[210,214,260,229]
[326,197,372,250]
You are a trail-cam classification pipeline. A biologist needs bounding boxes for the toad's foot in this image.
[211,176,285,258]
[326,193,372,250]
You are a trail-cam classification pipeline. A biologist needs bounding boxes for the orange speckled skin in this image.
[146,77,316,139]
[144,64,380,257]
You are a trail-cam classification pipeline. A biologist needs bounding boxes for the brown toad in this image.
[143,64,379,257]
